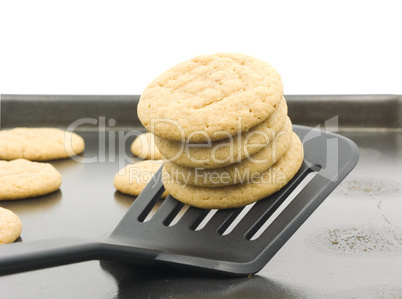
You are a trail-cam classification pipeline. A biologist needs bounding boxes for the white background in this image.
[0,0,401,95]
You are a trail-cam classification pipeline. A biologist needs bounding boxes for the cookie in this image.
[0,207,22,244]
[0,159,62,200]
[131,132,163,160]
[162,134,303,209]
[138,53,283,143]
[114,160,168,198]
[164,119,293,188]
[0,128,85,161]
[155,98,287,168]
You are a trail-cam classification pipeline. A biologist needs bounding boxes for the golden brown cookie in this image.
[138,53,283,142]
[0,159,62,201]
[131,132,163,160]
[0,128,85,161]
[162,134,303,209]
[0,207,22,244]
[155,98,288,168]
[114,160,168,198]
[164,118,293,188]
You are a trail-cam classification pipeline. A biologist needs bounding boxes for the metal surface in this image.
[1,94,401,131]
[0,95,402,298]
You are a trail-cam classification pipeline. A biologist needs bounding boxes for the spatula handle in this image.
[0,238,103,276]
[0,237,161,276]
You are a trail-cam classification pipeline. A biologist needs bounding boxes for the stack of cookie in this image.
[138,53,303,209]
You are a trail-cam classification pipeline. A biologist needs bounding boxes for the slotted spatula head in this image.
[107,125,359,276]
[0,125,358,277]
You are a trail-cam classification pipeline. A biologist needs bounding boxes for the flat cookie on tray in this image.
[131,132,163,160]
[162,134,303,209]
[0,207,22,244]
[164,119,293,188]
[0,127,85,161]
[114,160,168,198]
[138,53,283,143]
[0,159,62,200]
[155,98,288,168]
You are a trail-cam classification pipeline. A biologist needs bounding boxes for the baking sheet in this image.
[0,94,402,298]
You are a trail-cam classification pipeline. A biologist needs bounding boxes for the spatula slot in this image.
[219,203,257,235]
[141,198,164,222]
[137,185,166,222]
[163,203,190,227]
[247,170,319,241]
[192,209,218,231]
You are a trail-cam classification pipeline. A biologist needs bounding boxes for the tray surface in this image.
[0,94,401,298]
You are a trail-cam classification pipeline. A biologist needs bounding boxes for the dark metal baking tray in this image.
[0,94,401,298]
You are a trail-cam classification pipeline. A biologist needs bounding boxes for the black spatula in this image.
[0,125,359,277]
